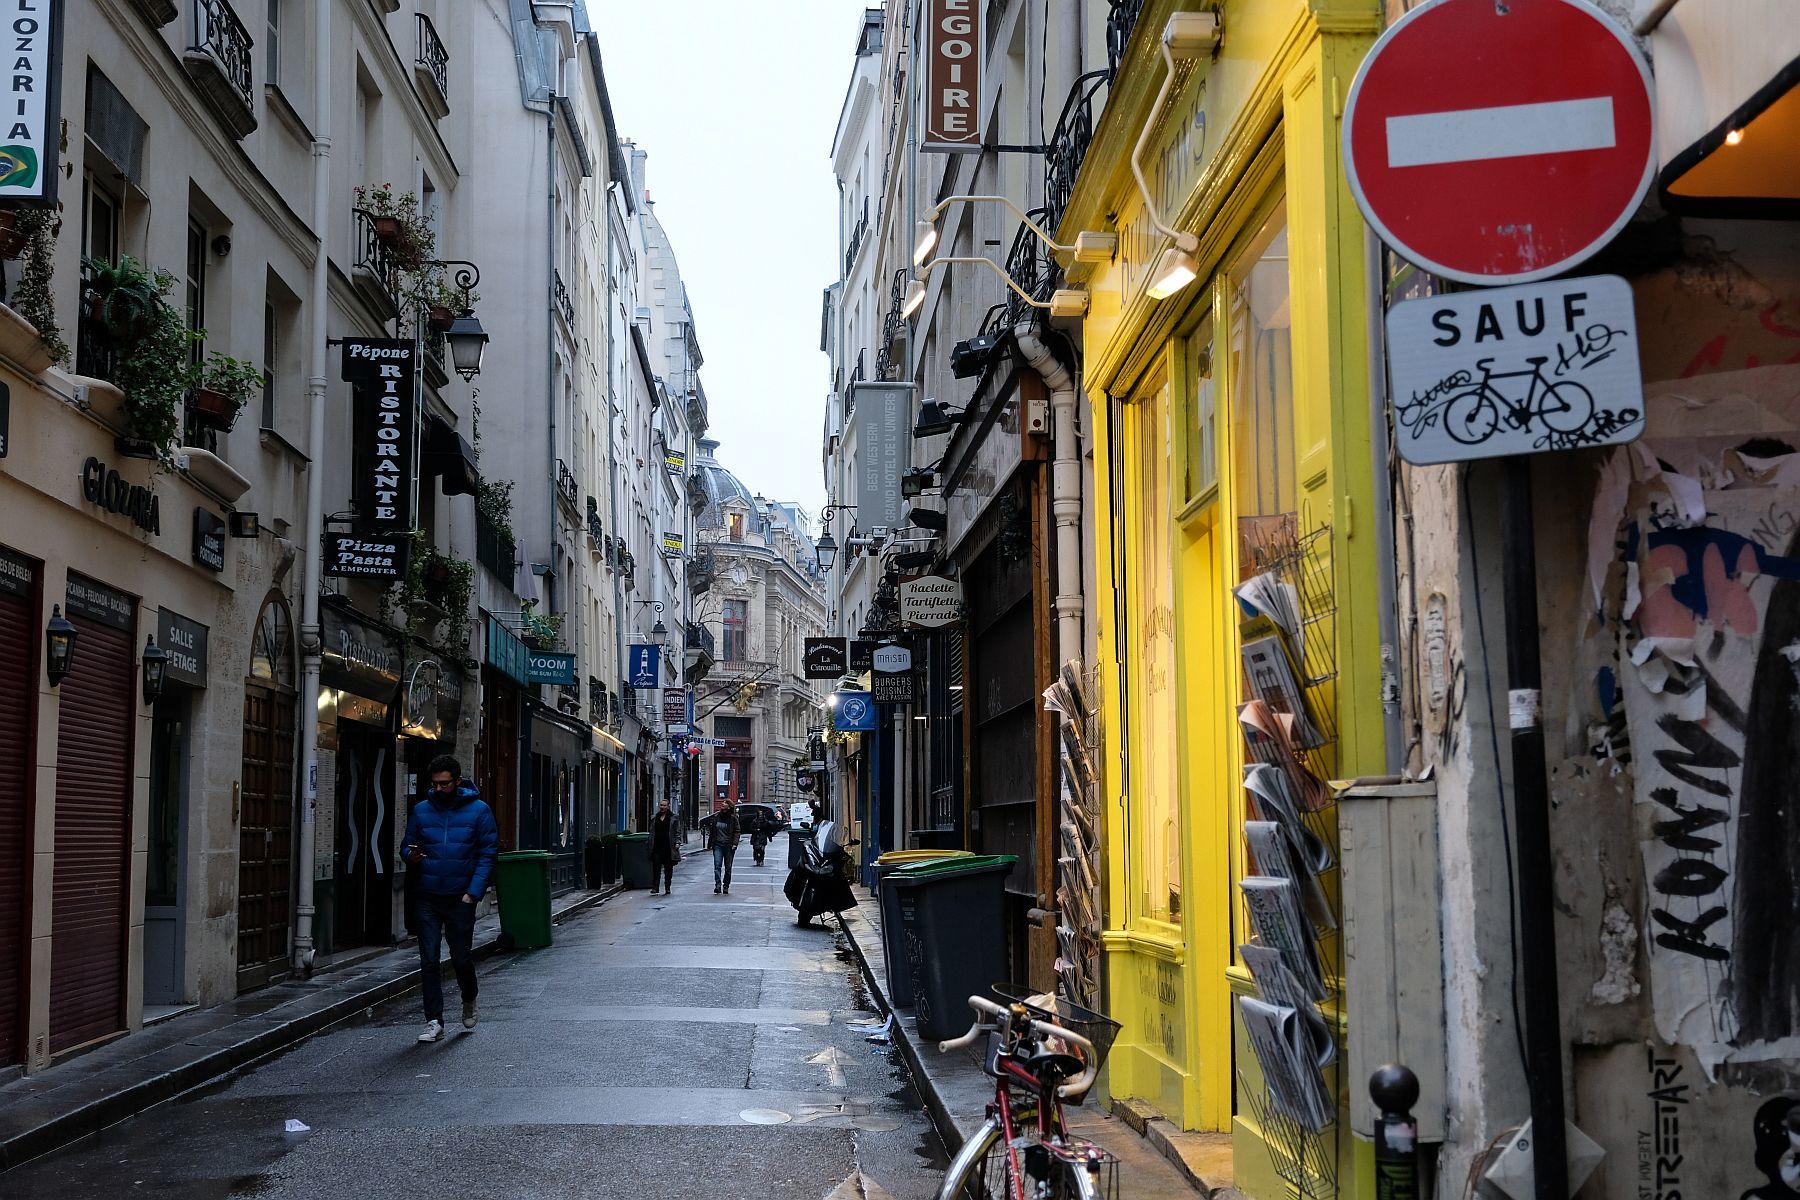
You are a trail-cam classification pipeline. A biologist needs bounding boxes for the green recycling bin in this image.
[495,850,553,950]
[889,855,1017,1040]
[618,832,654,889]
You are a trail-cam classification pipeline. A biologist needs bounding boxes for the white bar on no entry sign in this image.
[1386,97,1616,167]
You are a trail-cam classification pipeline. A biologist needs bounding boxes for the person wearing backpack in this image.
[401,755,498,1043]
[707,799,741,895]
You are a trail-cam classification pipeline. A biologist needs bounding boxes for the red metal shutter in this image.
[49,612,135,1055]
[0,580,35,1065]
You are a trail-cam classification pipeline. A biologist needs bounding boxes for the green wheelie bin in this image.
[494,850,553,950]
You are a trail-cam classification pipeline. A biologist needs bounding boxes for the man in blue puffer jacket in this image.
[401,754,499,1043]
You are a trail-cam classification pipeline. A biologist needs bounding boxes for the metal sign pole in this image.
[1498,455,1569,1199]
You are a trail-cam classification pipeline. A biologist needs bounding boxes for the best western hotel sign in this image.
[924,0,980,151]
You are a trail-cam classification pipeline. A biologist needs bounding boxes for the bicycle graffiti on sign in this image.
[1386,275,1645,465]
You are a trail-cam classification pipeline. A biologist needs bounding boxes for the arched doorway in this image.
[238,596,297,991]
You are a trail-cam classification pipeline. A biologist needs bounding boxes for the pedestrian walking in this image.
[648,798,680,894]
[708,799,741,894]
[401,755,498,1043]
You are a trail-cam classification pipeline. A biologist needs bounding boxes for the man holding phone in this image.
[402,755,499,1043]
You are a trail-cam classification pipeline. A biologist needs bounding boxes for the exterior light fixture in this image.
[1129,14,1221,303]
[913,400,966,439]
[912,255,1089,318]
[650,617,668,644]
[913,195,1118,267]
[141,635,170,704]
[902,278,926,319]
[228,511,260,538]
[445,310,489,381]
[901,467,938,498]
[907,506,948,532]
[45,605,76,686]
[815,531,839,571]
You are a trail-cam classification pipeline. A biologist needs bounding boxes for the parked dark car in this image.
[703,802,788,839]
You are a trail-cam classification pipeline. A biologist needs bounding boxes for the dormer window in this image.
[727,511,745,543]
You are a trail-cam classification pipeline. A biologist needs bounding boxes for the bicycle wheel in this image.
[937,1119,1014,1200]
[1442,388,1499,445]
[1538,380,1594,433]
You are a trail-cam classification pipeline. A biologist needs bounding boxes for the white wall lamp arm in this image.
[1129,16,1220,257]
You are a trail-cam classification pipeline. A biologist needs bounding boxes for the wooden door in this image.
[237,684,295,991]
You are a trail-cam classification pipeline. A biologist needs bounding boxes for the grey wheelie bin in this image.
[887,854,1016,1040]
[618,832,654,889]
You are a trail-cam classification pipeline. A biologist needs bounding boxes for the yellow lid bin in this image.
[875,849,972,865]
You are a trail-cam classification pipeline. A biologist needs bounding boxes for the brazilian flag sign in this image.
[0,147,39,191]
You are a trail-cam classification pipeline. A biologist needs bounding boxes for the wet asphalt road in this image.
[4,852,946,1199]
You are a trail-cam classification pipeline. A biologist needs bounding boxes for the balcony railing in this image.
[1043,71,1111,236]
[415,13,449,113]
[186,0,257,138]
[352,209,402,316]
[1003,206,1058,325]
[843,200,870,278]
[589,677,605,728]
[554,458,579,511]
[875,267,909,379]
[687,550,716,595]
[1107,0,1148,77]
[553,269,575,326]
[476,517,516,585]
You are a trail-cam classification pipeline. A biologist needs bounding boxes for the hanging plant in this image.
[390,529,475,655]
[84,258,198,465]
[8,206,67,364]
[191,350,262,431]
[354,183,436,271]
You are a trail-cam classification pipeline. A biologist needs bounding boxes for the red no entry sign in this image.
[1344,0,1655,285]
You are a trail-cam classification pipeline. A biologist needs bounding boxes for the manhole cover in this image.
[851,1115,904,1132]
[739,1108,793,1125]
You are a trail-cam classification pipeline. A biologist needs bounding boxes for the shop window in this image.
[1182,316,1217,503]
[1227,209,1296,566]
[1123,372,1181,925]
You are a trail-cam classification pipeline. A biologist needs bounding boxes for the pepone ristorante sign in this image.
[340,338,416,533]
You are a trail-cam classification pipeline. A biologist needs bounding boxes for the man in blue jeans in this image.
[401,755,498,1043]
[708,799,741,895]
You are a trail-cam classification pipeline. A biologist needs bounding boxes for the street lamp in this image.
[907,254,1089,320]
[141,635,170,704]
[45,605,77,686]
[445,311,489,381]
[816,504,858,572]
[912,195,1116,267]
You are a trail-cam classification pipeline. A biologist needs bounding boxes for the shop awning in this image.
[423,414,480,496]
[1653,1,1800,216]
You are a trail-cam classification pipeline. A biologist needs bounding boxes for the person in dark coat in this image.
[401,754,498,1043]
[707,800,741,895]
[648,798,678,894]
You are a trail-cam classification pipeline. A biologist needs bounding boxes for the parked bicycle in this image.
[934,986,1122,1200]
[1442,355,1594,445]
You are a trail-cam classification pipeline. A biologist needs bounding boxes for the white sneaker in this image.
[462,1001,478,1030]
[417,1019,444,1043]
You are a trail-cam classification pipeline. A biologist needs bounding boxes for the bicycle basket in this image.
[991,983,1122,1073]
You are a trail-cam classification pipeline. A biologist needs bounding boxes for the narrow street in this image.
[3,856,946,1200]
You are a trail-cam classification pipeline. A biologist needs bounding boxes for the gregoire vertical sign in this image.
[854,381,910,534]
[341,339,417,532]
[923,0,980,151]
[0,0,60,201]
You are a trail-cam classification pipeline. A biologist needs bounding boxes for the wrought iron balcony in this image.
[1107,0,1148,77]
[843,200,870,279]
[553,269,575,326]
[351,209,402,318]
[554,458,580,512]
[415,13,450,120]
[875,268,909,380]
[687,549,716,595]
[589,677,605,728]
[1003,206,1058,325]
[185,0,257,138]
[476,517,516,585]
[1043,71,1111,236]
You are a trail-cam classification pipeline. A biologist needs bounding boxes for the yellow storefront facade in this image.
[1060,2,1385,1195]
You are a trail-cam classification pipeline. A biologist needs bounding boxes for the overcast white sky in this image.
[592,2,873,519]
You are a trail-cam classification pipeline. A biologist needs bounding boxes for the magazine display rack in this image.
[1233,520,1343,1199]
[1046,660,1103,1009]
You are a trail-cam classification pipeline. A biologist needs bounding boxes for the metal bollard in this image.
[1371,1063,1421,1200]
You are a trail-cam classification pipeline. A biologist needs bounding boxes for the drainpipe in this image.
[1013,323,1082,664]
[603,202,627,831]
[292,0,334,977]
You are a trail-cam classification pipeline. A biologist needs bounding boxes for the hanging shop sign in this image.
[849,639,877,672]
[1386,275,1644,464]
[662,686,689,732]
[1342,0,1655,285]
[834,691,878,733]
[665,448,686,473]
[661,531,684,556]
[854,381,911,533]
[872,669,916,704]
[803,636,848,679]
[923,0,981,152]
[321,607,402,700]
[796,768,815,792]
[81,455,161,535]
[872,645,912,673]
[190,508,225,572]
[64,574,133,630]
[526,650,576,686]
[401,657,464,741]
[340,338,417,531]
[627,643,661,689]
[485,615,529,687]
[900,575,962,627]
[323,531,408,581]
[155,609,208,688]
[0,0,61,203]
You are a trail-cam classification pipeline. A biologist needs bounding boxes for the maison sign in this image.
[923,0,981,152]
[340,338,416,532]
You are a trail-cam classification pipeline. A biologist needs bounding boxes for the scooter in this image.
[784,819,859,927]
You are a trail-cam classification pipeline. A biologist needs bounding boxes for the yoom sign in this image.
[1385,275,1644,465]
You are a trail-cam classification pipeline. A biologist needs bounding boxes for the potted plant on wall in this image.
[354,183,436,270]
[191,351,262,432]
[2,206,69,369]
[83,259,198,464]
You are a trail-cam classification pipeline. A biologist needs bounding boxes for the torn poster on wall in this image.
[1601,365,1800,1082]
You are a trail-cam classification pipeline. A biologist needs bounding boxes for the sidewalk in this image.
[836,891,1242,1198]
[0,885,618,1172]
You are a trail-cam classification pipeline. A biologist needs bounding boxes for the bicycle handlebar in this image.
[936,996,1101,1100]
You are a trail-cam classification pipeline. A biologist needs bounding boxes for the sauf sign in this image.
[340,339,416,531]
[923,0,980,152]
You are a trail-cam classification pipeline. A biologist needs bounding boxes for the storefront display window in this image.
[1182,317,1217,504]
[1228,209,1296,567]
